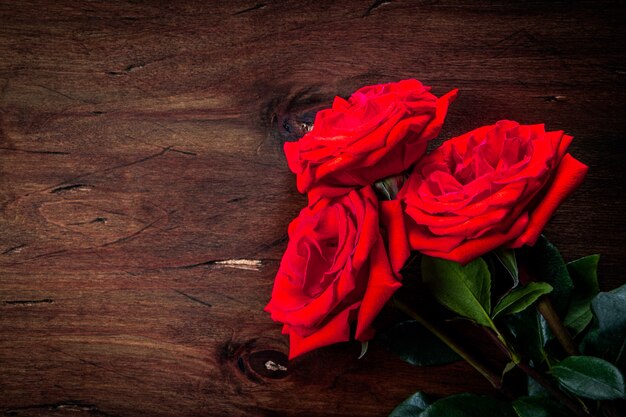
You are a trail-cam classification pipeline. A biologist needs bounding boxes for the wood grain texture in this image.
[1,1,625,416]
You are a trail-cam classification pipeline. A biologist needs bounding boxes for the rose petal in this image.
[355,236,402,340]
[380,200,411,275]
[419,88,458,140]
[285,303,360,359]
[406,215,466,253]
[423,213,530,264]
[508,154,588,247]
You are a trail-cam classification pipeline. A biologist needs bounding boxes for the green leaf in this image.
[378,320,461,366]
[516,236,573,315]
[389,391,430,417]
[502,361,516,379]
[564,302,594,336]
[581,284,626,372]
[493,248,519,287]
[504,309,551,366]
[419,393,515,417]
[527,376,549,397]
[421,256,494,328]
[492,282,553,319]
[374,174,406,201]
[512,396,570,417]
[564,255,600,335]
[552,356,626,400]
[567,255,599,291]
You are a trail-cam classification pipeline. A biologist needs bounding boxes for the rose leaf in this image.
[512,396,571,417]
[492,282,553,319]
[493,248,519,288]
[563,255,600,336]
[503,309,551,367]
[421,256,494,329]
[389,391,430,417]
[418,393,516,417]
[580,284,626,372]
[552,356,626,400]
[516,235,573,316]
[527,375,549,398]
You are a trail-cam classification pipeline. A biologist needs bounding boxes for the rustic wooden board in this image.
[1,1,625,416]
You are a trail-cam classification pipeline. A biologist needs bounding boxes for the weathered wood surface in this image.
[1,1,625,416]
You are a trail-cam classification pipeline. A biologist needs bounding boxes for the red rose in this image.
[284,79,457,203]
[396,120,588,264]
[265,187,409,359]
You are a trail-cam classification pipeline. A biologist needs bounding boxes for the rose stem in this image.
[484,329,593,417]
[393,298,508,393]
[520,265,579,357]
[536,296,579,356]
[518,361,592,417]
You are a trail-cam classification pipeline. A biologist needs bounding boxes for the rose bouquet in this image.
[265,79,625,417]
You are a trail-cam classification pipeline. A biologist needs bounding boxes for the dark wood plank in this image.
[1,1,625,415]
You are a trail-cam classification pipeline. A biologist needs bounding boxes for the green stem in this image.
[484,328,593,417]
[536,296,579,356]
[517,361,592,417]
[393,298,505,391]
[486,318,521,365]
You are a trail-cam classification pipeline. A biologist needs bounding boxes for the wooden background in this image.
[1,1,625,416]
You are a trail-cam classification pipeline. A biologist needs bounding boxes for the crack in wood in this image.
[3,298,53,306]
[534,95,568,102]
[26,249,67,261]
[0,249,68,267]
[3,400,119,416]
[0,147,70,155]
[255,234,288,253]
[363,0,393,17]
[104,54,178,78]
[107,62,145,77]
[233,3,266,15]
[124,134,197,157]
[50,184,94,194]
[2,244,26,255]
[168,148,197,156]
[34,84,96,104]
[100,214,165,247]
[166,258,264,271]
[44,146,174,195]
[173,289,212,308]
[67,216,108,226]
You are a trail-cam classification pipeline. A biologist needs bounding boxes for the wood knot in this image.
[247,350,289,379]
[219,339,289,382]
[263,86,333,146]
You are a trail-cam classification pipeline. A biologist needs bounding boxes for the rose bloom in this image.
[396,120,588,264]
[265,186,409,359]
[284,79,457,203]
